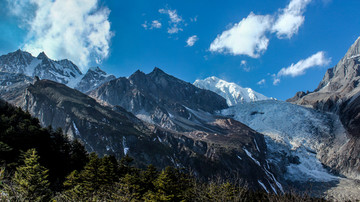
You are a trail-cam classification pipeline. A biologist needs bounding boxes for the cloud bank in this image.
[7,0,113,71]
[210,0,312,58]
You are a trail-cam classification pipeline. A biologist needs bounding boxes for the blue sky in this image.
[1,0,360,100]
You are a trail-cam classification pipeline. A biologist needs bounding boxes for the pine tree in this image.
[80,152,105,195]
[144,166,191,201]
[12,148,51,201]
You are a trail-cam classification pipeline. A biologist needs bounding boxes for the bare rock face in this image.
[89,67,229,132]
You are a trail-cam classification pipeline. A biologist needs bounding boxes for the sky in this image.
[0,0,360,100]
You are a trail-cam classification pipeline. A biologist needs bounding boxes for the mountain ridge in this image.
[0,49,115,93]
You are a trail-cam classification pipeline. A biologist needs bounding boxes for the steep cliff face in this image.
[289,37,360,112]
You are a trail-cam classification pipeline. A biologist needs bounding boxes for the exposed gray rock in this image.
[75,66,116,93]
[89,67,229,132]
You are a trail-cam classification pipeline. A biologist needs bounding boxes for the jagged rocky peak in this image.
[315,37,360,93]
[194,76,269,106]
[345,36,360,59]
[89,67,229,131]
[149,66,166,76]
[128,69,146,80]
[0,49,34,74]
[75,66,116,93]
[36,51,49,60]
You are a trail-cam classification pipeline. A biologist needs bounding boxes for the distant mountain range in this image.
[1,37,360,200]
[0,50,115,93]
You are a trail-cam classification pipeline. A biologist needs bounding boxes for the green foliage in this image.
[62,153,120,200]
[0,101,88,189]
[144,166,192,201]
[10,149,51,201]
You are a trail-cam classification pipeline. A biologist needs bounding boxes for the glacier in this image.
[222,100,339,182]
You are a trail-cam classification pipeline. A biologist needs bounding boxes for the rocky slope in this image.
[194,76,270,106]
[0,69,283,192]
[89,68,229,132]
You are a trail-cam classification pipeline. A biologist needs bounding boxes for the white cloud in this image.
[159,8,184,34]
[186,35,198,47]
[190,16,198,22]
[241,60,251,72]
[142,21,148,29]
[7,0,113,71]
[209,0,313,57]
[142,20,162,30]
[273,78,281,85]
[151,20,162,29]
[277,51,330,77]
[209,13,273,58]
[257,79,266,85]
[272,0,312,38]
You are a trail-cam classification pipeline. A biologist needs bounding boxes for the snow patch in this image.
[244,148,260,166]
[258,180,269,193]
[122,136,129,155]
[254,138,260,152]
[72,121,80,136]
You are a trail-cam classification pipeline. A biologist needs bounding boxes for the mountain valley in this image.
[1,37,360,200]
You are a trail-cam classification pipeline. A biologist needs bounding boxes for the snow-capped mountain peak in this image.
[0,50,117,93]
[194,76,269,106]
